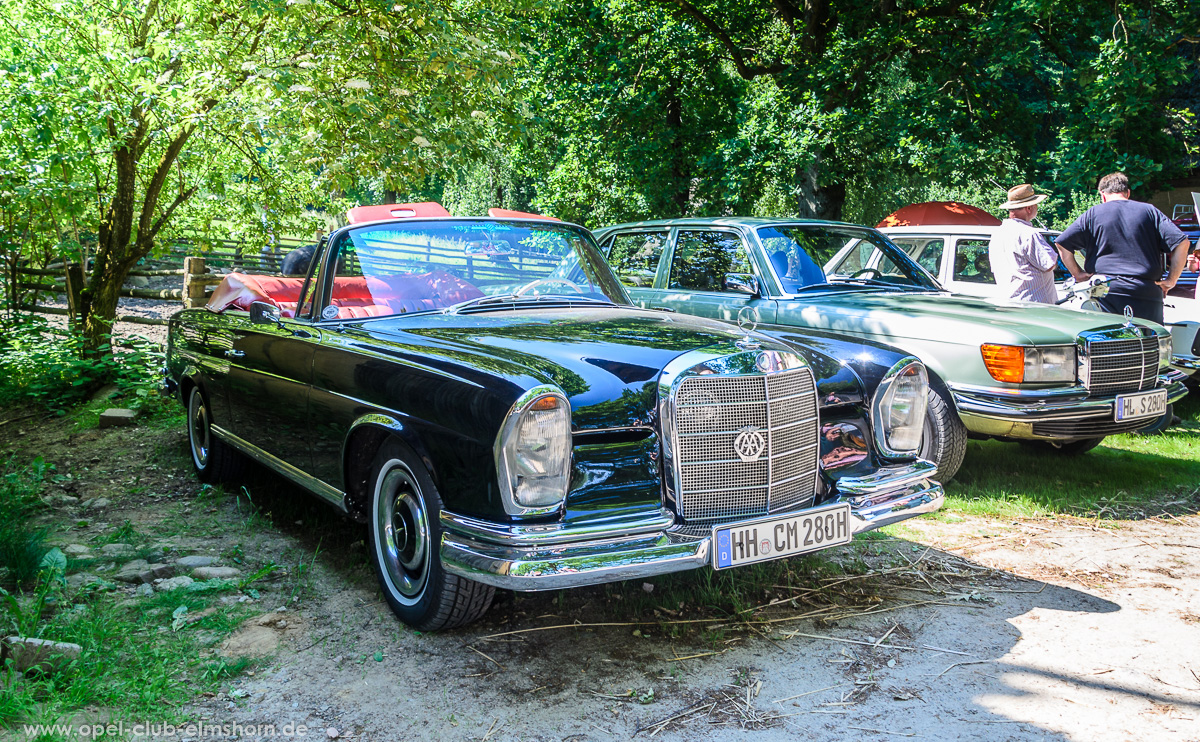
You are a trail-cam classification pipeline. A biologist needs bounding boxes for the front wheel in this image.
[367,441,494,631]
[919,386,967,483]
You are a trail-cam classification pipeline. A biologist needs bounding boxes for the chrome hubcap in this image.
[374,463,429,603]
[188,390,210,469]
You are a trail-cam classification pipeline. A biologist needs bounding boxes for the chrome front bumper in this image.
[950,374,1189,439]
[440,461,943,591]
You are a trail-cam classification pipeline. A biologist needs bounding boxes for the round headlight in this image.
[495,387,572,515]
[871,358,929,458]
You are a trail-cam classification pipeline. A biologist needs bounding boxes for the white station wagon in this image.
[876,224,1199,378]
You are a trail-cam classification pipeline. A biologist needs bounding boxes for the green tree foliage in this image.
[0,0,516,349]
[468,0,1197,226]
[644,0,1199,219]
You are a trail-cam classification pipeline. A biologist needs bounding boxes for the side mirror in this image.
[724,273,760,296]
[249,301,282,326]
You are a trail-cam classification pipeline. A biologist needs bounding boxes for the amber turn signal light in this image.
[530,395,561,411]
[981,344,1025,383]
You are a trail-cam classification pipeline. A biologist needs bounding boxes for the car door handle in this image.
[224,350,246,359]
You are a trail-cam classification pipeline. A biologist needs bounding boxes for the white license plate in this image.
[1114,389,1168,421]
[713,504,852,570]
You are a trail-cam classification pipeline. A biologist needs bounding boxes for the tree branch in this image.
[649,0,790,79]
[134,0,160,49]
[772,0,798,32]
[147,184,199,242]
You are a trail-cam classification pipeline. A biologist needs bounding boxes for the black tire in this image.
[1019,437,1105,456]
[186,385,244,484]
[367,440,494,631]
[1135,403,1175,435]
[919,386,968,483]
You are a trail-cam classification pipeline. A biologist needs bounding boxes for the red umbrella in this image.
[876,201,1001,228]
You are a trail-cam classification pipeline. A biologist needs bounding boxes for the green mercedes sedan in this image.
[594,218,1190,482]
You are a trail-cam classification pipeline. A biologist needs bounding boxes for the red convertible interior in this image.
[206,271,485,319]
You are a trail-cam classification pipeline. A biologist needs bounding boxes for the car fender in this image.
[341,412,442,522]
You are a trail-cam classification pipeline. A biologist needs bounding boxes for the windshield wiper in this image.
[786,283,848,292]
[827,277,919,290]
[445,294,519,314]
[446,293,615,315]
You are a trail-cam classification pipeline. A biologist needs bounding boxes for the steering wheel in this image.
[850,268,880,279]
[515,277,586,297]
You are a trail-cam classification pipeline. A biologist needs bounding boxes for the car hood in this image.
[359,306,834,430]
[779,290,1164,345]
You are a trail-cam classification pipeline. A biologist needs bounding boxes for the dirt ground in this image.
[3,392,1200,742]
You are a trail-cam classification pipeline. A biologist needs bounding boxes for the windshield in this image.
[309,220,631,319]
[757,225,940,292]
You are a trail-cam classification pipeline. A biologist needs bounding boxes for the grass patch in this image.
[2,566,257,733]
[0,450,267,734]
[946,390,1200,519]
[0,458,52,589]
[0,315,173,419]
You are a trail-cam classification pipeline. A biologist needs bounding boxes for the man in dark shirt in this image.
[1055,171,1190,324]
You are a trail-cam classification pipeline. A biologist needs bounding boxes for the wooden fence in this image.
[5,236,312,327]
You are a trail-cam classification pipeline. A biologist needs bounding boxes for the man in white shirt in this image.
[989,184,1058,303]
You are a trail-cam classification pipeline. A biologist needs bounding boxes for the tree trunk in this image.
[665,84,690,217]
[794,159,846,221]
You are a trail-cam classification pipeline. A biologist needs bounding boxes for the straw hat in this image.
[999,184,1048,210]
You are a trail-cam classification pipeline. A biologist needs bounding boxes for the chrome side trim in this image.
[440,508,676,547]
[834,459,938,495]
[211,425,348,513]
[440,472,942,591]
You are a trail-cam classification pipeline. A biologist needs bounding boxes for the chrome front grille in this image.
[1081,335,1159,394]
[672,366,820,525]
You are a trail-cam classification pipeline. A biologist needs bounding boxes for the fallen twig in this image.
[634,700,712,736]
[665,650,726,662]
[874,623,899,648]
[848,726,915,737]
[480,619,711,640]
[821,598,974,622]
[782,630,976,657]
[467,645,504,671]
[979,583,1048,594]
[930,659,994,679]
[0,412,43,428]
[588,690,635,701]
[772,683,850,704]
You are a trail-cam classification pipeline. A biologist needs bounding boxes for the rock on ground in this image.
[2,637,83,674]
[192,566,241,580]
[156,576,194,591]
[176,556,218,569]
